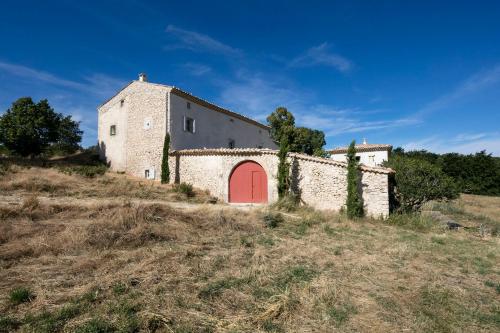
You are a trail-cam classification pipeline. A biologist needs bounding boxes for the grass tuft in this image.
[9,287,35,305]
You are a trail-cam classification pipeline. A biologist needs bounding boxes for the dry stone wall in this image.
[169,149,392,218]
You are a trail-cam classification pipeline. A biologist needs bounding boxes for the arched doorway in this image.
[229,161,268,203]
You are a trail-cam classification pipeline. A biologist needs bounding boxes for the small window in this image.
[120,99,124,107]
[229,118,234,122]
[228,139,235,149]
[369,155,375,163]
[187,102,191,109]
[355,156,361,162]
[144,117,152,130]
[144,168,155,180]
[184,116,195,133]
[257,145,263,149]
[110,125,116,136]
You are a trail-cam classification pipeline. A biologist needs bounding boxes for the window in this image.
[369,155,375,163]
[120,99,124,107]
[257,145,263,149]
[229,118,234,122]
[228,139,235,149]
[187,102,191,109]
[110,125,116,136]
[144,168,155,180]
[355,156,361,162]
[144,117,152,130]
[183,116,195,133]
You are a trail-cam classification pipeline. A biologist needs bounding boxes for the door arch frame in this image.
[228,159,268,203]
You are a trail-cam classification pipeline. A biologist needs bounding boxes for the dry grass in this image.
[0,165,499,332]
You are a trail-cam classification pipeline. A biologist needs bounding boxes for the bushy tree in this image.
[161,134,170,184]
[346,140,364,218]
[267,107,326,156]
[386,156,458,212]
[267,107,295,142]
[290,127,327,157]
[0,97,82,156]
[391,147,500,196]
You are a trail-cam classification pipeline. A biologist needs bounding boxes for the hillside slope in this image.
[0,165,499,332]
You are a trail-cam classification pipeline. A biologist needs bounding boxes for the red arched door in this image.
[229,161,268,203]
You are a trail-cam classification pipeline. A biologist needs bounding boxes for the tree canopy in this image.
[266,107,326,157]
[392,148,500,196]
[0,97,82,156]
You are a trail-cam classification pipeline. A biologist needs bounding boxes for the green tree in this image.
[0,97,82,156]
[346,140,364,218]
[267,106,295,142]
[386,156,458,212]
[266,107,327,156]
[161,134,170,184]
[277,126,293,199]
[290,127,327,156]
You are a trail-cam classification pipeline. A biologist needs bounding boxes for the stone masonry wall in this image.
[98,81,170,178]
[170,149,392,218]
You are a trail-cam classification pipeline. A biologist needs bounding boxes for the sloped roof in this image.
[329,144,393,154]
[98,80,270,130]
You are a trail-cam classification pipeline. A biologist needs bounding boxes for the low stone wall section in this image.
[169,149,392,218]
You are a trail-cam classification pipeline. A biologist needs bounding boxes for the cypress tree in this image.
[346,140,364,218]
[277,126,292,199]
[161,134,170,184]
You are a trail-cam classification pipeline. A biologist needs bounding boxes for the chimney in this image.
[138,73,147,82]
[363,138,367,145]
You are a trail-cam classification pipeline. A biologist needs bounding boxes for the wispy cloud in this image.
[165,25,243,57]
[289,43,353,72]
[0,61,86,90]
[214,69,414,139]
[416,64,500,116]
[403,132,500,156]
[0,60,126,99]
[181,63,212,76]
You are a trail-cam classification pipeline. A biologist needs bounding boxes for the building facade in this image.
[98,74,277,179]
[329,141,392,167]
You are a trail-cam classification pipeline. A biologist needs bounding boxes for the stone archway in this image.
[228,160,268,203]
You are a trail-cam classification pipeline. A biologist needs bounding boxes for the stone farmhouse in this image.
[329,139,392,167]
[98,74,393,217]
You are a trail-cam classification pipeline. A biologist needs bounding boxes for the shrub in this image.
[59,165,107,178]
[0,160,9,176]
[272,193,299,212]
[262,212,284,228]
[9,286,35,305]
[346,140,364,218]
[386,156,459,212]
[173,182,194,197]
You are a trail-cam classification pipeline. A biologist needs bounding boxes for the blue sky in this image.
[1,1,499,155]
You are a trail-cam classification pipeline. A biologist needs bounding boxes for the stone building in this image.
[329,139,392,167]
[98,75,393,217]
[98,74,277,179]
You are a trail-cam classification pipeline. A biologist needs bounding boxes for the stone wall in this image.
[169,149,392,218]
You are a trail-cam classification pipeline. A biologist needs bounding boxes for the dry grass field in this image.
[0,162,499,332]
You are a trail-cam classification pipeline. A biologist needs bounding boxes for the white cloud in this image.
[181,63,212,76]
[402,132,500,156]
[0,61,126,99]
[416,64,500,116]
[0,61,86,90]
[165,25,243,57]
[289,43,352,73]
